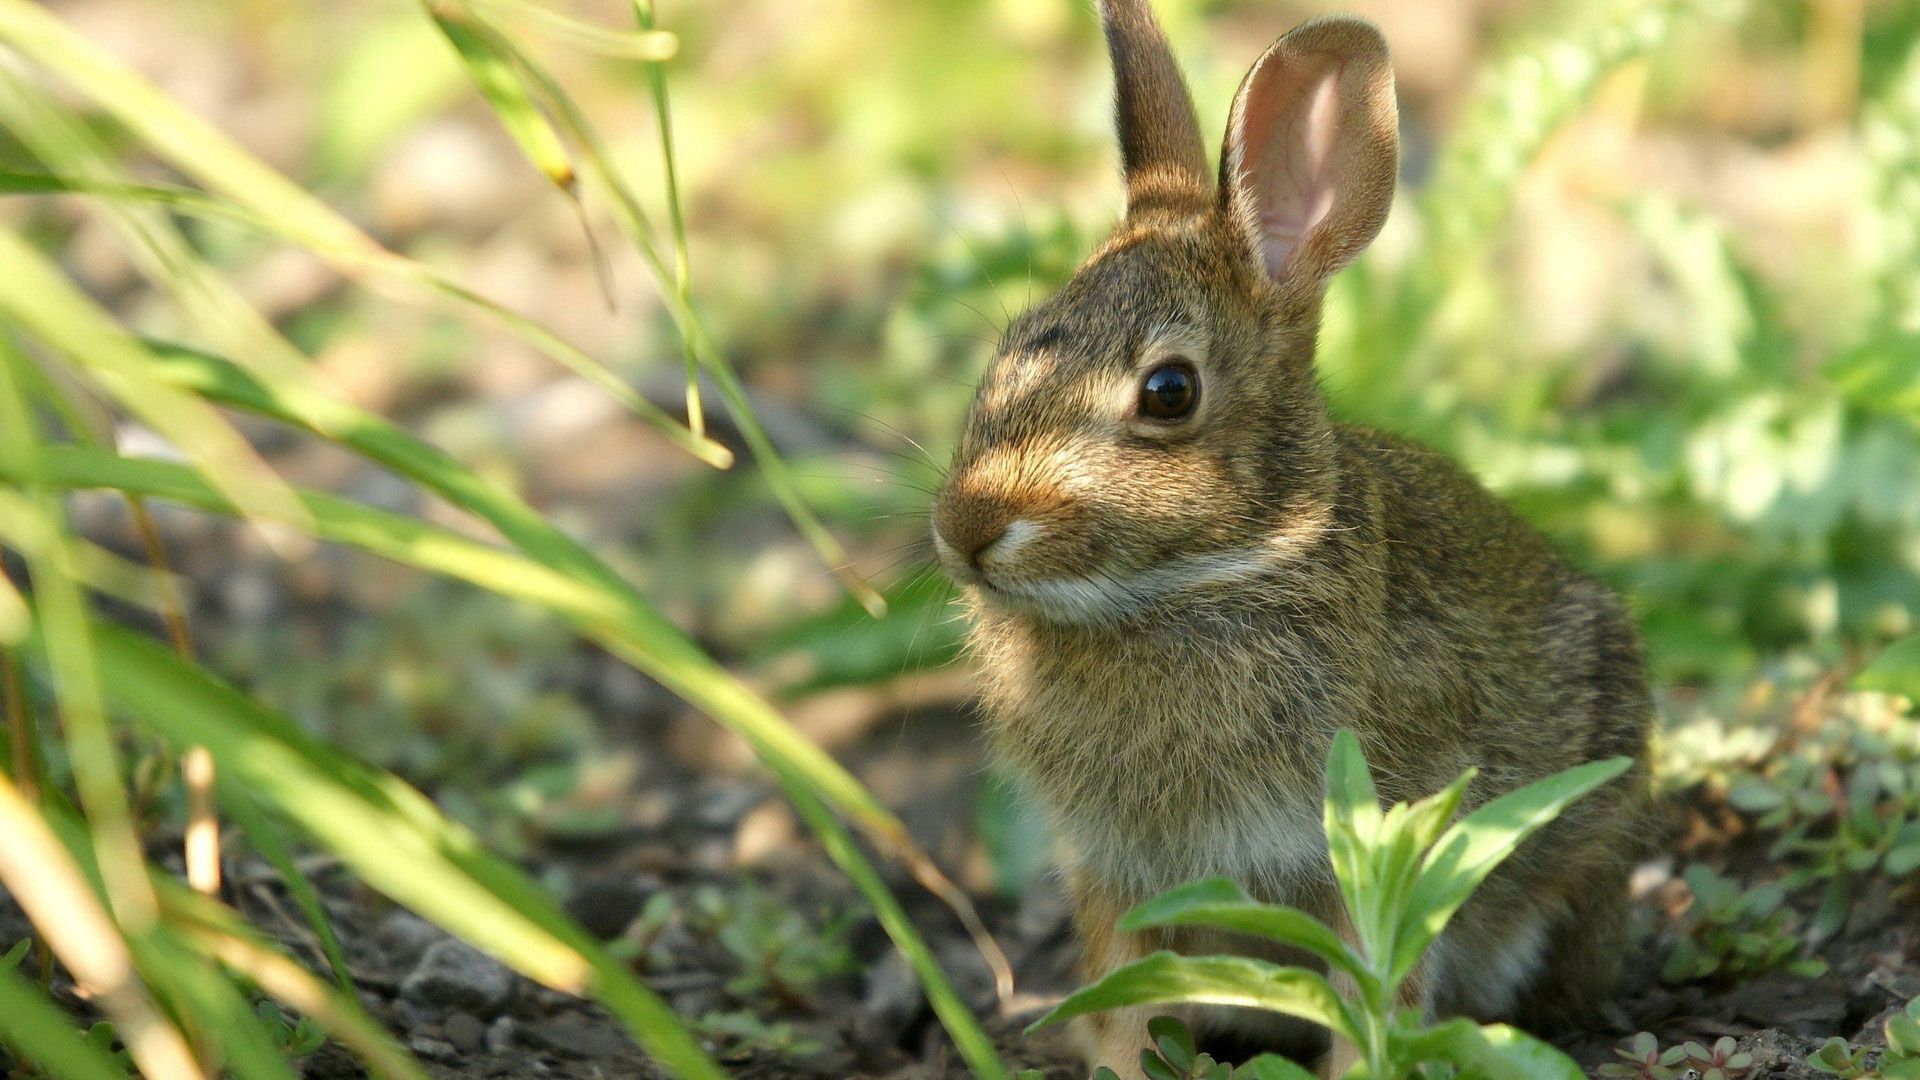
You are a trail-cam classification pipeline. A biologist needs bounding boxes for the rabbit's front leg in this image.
[1065,873,1180,1077]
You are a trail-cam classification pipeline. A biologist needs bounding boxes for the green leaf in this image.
[1117,879,1368,985]
[1233,1054,1318,1080]
[1323,729,1380,912]
[1397,1019,1585,1080]
[1143,1053,1183,1080]
[1026,952,1355,1042]
[1887,1013,1920,1056]
[1148,1015,1196,1071]
[1392,756,1631,980]
[425,2,575,192]
[220,787,354,991]
[1399,770,1477,854]
[0,963,131,1080]
[1855,635,1920,698]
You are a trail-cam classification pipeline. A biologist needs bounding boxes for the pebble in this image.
[400,939,517,1016]
[860,947,924,1040]
[406,1035,459,1063]
[565,878,647,941]
[485,1016,518,1054]
[376,909,445,966]
[442,1011,486,1055]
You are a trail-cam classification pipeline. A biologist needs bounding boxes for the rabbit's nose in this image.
[932,497,1013,570]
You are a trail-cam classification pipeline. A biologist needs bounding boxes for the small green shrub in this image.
[1808,997,1920,1079]
[1661,865,1827,983]
[1029,730,1629,1080]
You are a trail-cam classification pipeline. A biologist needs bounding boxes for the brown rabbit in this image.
[928,2,1652,1074]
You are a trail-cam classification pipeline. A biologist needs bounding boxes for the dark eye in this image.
[1138,361,1199,421]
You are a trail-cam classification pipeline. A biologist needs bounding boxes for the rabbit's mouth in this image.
[965,548,1282,626]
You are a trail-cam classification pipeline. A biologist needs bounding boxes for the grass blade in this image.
[785,781,1009,1079]
[0,234,309,537]
[1,429,1011,1072]
[159,887,427,1080]
[0,172,731,470]
[469,0,677,60]
[485,28,882,612]
[0,962,133,1080]
[628,0,704,439]
[0,338,158,930]
[220,786,356,992]
[0,0,726,464]
[0,64,310,389]
[425,2,577,193]
[60,618,727,1080]
[142,339,1005,994]
[0,773,205,1079]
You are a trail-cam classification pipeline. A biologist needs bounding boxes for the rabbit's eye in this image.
[1138,362,1199,421]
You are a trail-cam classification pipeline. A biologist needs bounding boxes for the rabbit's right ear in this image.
[1218,17,1398,312]
[1100,0,1210,217]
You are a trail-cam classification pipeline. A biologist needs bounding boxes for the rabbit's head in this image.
[932,2,1399,626]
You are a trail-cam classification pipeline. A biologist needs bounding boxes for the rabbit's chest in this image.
[979,629,1337,898]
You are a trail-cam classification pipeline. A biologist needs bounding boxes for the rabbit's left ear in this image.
[1218,16,1398,310]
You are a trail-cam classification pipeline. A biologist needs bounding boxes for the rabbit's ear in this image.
[1218,16,1397,307]
[1100,0,1209,216]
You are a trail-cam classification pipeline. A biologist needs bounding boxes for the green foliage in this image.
[1857,636,1920,700]
[1714,694,1920,935]
[255,1002,328,1061]
[1809,998,1920,1079]
[693,1010,824,1061]
[1031,730,1628,1080]
[1661,865,1826,984]
[687,884,858,1005]
[1600,1033,1754,1080]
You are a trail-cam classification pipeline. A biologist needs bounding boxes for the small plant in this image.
[1662,865,1827,983]
[1683,1036,1758,1080]
[688,884,858,1008]
[0,938,30,975]
[608,891,679,971]
[694,1009,824,1060]
[257,1001,328,1059]
[1717,692,1920,936]
[1598,1032,1691,1079]
[1030,730,1630,1080]
[1808,997,1920,1079]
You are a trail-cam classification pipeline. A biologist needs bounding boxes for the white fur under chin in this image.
[983,547,1282,626]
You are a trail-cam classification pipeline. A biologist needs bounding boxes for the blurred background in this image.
[4,0,1918,1071]
[17,0,1919,876]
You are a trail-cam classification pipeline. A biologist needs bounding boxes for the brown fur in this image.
[929,4,1652,1076]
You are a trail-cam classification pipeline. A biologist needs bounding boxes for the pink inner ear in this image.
[1241,59,1344,280]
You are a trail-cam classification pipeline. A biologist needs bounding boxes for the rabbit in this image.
[927,1,1653,1075]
